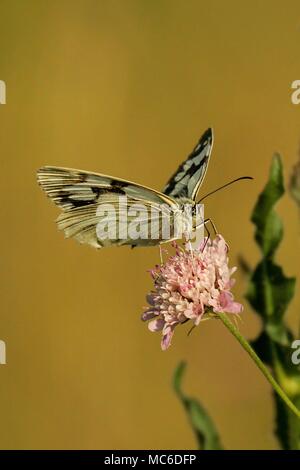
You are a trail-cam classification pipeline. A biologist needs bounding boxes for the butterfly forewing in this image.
[163,128,213,201]
[37,166,177,209]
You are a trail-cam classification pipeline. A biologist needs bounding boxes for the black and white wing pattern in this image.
[37,166,180,248]
[163,128,213,201]
[37,128,213,249]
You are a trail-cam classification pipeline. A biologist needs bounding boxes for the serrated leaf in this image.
[246,153,299,450]
[289,157,300,209]
[274,392,300,450]
[250,332,273,365]
[251,154,284,257]
[246,260,296,339]
[173,362,223,450]
[252,154,284,225]
[255,211,283,258]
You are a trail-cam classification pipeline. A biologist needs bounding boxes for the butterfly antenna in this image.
[198,176,253,203]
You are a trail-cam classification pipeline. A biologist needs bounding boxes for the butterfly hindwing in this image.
[163,128,213,201]
[56,197,178,248]
[37,166,180,248]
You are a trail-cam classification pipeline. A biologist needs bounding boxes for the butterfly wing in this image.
[163,128,213,201]
[37,166,180,248]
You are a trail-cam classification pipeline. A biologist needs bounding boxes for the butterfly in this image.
[37,128,213,249]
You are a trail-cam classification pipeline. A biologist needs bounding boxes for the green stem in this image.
[218,312,300,420]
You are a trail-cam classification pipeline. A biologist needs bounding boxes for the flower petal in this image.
[141,309,157,321]
[161,325,175,351]
[148,317,165,332]
[217,291,243,314]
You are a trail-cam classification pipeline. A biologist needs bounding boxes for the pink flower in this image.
[141,235,243,350]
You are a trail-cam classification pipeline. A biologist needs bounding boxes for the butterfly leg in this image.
[201,218,218,252]
[204,217,218,236]
[159,244,163,264]
[201,222,210,252]
[187,323,196,336]
[182,230,196,273]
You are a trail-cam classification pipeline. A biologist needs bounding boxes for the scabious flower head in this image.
[142,235,243,350]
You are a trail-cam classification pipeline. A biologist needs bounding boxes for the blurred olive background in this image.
[0,0,300,450]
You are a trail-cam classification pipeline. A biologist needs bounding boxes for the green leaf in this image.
[246,153,300,450]
[289,157,300,210]
[173,362,223,450]
[246,259,296,343]
[250,332,273,364]
[251,154,284,257]
[274,392,300,450]
[250,331,300,450]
